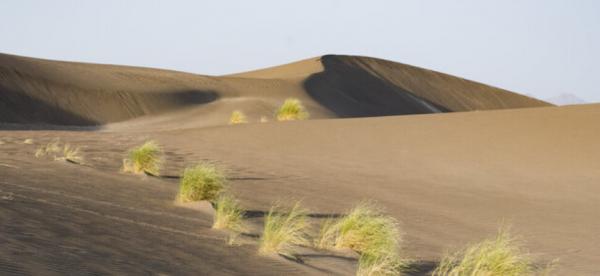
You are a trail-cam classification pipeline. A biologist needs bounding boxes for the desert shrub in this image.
[35,139,61,158]
[260,116,269,123]
[321,202,401,257]
[259,201,309,257]
[55,144,84,164]
[357,253,407,276]
[212,194,246,245]
[177,163,226,202]
[276,98,309,121]
[229,110,248,125]
[23,138,33,144]
[122,140,162,176]
[316,202,404,275]
[432,227,542,276]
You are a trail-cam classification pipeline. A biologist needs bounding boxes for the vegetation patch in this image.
[259,201,309,257]
[213,194,246,244]
[177,162,226,202]
[432,226,554,276]
[316,202,405,275]
[35,139,84,164]
[276,98,309,121]
[229,110,248,125]
[122,140,162,176]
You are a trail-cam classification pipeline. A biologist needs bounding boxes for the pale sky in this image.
[1,0,598,102]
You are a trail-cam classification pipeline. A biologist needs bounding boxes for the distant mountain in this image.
[545,93,586,106]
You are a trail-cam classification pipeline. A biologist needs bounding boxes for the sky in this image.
[1,0,599,102]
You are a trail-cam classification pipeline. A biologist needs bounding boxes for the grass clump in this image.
[213,194,246,244]
[316,202,405,275]
[432,227,543,276]
[229,110,248,125]
[55,144,84,164]
[259,201,309,257]
[177,163,226,203]
[122,140,162,176]
[276,98,309,121]
[23,138,34,144]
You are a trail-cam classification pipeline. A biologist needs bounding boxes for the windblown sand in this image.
[1,53,597,275]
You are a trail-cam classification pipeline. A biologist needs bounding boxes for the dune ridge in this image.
[0,53,550,126]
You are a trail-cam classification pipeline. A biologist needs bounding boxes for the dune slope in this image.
[0,53,550,127]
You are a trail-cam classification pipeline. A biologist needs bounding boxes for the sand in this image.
[1,53,597,275]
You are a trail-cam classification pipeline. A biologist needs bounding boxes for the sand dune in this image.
[1,53,595,275]
[0,53,549,127]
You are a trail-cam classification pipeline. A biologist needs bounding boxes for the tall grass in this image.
[177,163,226,203]
[259,201,309,257]
[432,227,539,276]
[316,202,404,275]
[276,98,309,121]
[229,110,248,125]
[122,140,162,176]
[212,194,245,231]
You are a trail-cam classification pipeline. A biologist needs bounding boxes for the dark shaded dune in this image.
[0,54,220,125]
[303,55,550,117]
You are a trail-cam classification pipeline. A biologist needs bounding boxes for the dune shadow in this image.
[303,55,449,118]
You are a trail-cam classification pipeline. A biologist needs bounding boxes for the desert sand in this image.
[1,53,598,275]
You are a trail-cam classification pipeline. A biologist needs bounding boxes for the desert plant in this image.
[357,253,407,276]
[229,110,248,125]
[259,201,309,257]
[122,140,162,176]
[212,194,246,242]
[54,144,84,164]
[23,138,33,144]
[432,227,538,276]
[260,116,269,123]
[177,163,226,203]
[276,98,309,121]
[320,202,402,259]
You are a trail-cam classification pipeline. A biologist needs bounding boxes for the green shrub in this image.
[259,201,309,257]
[432,227,540,276]
[122,140,162,176]
[276,98,309,121]
[177,163,226,202]
[229,110,248,125]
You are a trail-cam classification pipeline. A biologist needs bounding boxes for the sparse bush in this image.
[229,110,248,125]
[316,202,404,275]
[432,227,542,276]
[357,253,406,276]
[122,140,162,176]
[213,194,246,243]
[23,138,33,144]
[276,98,309,121]
[260,116,269,123]
[35,140,83,164]
[321,202,401,257]
[259,201,309,257]
[177,163,226,203]
[55,144,84,164]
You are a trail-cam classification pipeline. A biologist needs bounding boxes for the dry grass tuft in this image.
[213,194,246,243]
[23,138,34,144]
[35,139,83,164]
[229,110,248,125]
[259,201,309,257]
[177,163,226,203]
[276,98,309,121]
[316,202,405,275]
[122,140,162,176]
[432,226,551,276]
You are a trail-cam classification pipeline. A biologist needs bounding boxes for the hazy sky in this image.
[1,1,599,102]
